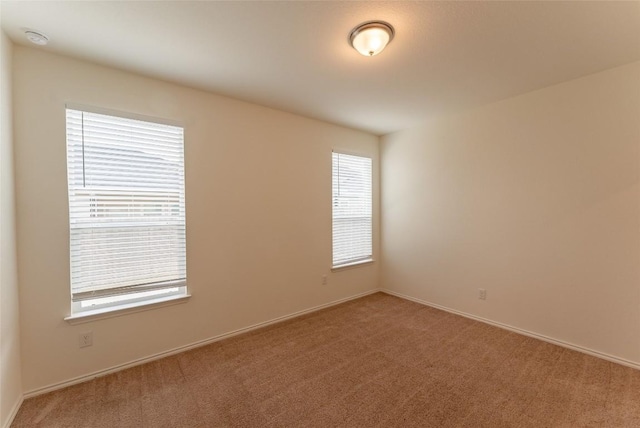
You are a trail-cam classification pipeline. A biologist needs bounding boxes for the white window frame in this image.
[332,150,373,269]
[64,105,188,319]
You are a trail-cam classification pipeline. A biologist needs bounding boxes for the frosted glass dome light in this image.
[349,21,394,57]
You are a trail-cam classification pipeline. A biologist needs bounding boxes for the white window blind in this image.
[332,152,372,267]
[66,108,186,306]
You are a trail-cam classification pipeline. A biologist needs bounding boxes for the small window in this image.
[65,108,186,314]
[332,151,372,268]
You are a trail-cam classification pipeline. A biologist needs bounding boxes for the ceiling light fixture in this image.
[24,30,49,46]
[349,21,394,57]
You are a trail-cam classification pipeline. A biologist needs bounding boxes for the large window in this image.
[66,108,186,315]
[332,152,372,267]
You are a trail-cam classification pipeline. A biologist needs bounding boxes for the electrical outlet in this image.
[478,289,487,300]
[321,275,328,285]
[79,332,93,348]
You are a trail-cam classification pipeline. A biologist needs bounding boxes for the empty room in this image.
[1,1,639,427]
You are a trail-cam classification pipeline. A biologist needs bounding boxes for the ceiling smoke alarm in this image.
[25,30,49,46]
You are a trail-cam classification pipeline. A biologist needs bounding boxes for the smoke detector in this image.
[24,30,49,46]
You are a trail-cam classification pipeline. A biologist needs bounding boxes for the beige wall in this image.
[381,61,640,365]
[13,46,379,393]
[0,30,23,426]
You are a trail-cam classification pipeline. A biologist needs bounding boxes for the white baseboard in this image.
[381,288,640,371]
[2,395,24,428]
[24,288,382,399]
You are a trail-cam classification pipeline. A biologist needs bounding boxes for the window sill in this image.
[331,258,375,272]
[64,294,191,325]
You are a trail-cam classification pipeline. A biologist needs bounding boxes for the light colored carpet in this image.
[12,293,640,427]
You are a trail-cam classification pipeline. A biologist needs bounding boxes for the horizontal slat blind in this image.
[332,152,372,266]
[66,109,186,302]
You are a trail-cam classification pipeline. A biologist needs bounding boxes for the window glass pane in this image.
[332,152,372,266]
[66,109,186,310]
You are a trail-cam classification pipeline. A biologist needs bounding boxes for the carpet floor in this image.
[11,292,640,427]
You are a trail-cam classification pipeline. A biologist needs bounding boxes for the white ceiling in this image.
[1,1,639,135]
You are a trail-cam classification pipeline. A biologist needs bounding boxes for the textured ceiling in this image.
[2,1,639,135]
